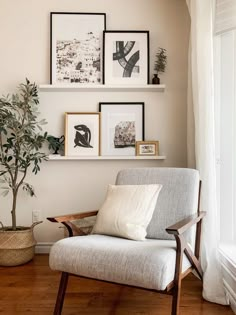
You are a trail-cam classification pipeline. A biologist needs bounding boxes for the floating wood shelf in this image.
[48,155,166,161]
[39,84,166,92]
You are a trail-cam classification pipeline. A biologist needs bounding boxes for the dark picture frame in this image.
[65,112,101,156]
[99,102,145,156]
[50,12,106,84]
[103,31,149,85]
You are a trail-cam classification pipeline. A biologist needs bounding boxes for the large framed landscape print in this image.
[50,12,106,84]
[103,31,149,85]
[99,102,144,156]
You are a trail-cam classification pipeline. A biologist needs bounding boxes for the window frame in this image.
[214,30,236,243]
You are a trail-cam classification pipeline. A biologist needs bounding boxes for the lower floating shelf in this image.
[48,155,166,161]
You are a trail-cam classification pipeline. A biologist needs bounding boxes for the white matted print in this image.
[50,13,106,84]
[65,113,100,156]
[103,31,149,85]
[99,103,144,156]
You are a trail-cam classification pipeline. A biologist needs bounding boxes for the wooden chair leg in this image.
[171,234,184,315]
[171,286,181,315]
[54,272,69,315]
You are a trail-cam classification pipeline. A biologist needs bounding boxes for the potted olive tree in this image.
[152,47,167,84]
[0,79,48,266]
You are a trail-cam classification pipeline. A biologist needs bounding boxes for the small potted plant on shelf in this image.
[47,135,65,156]
[153,47,167,84]
[0,79,48,266]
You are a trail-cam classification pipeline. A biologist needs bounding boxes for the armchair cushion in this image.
[49,234,191,291]
[116,168,200,245]
[92,184,162,241]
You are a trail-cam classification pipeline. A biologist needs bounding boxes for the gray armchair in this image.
[48,168,205,315]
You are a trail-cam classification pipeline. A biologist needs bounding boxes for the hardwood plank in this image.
[0,254,233,315]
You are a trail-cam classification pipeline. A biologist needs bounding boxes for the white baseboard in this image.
[223,279,236,314]
[220,244,236,314]
[35,242,54,254]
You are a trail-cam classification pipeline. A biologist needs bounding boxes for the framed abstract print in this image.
[103,31,149,85]
[65,112,100,156]
[99,102,144,156]
[50,12,106,84]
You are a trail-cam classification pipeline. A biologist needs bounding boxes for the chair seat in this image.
[49,235,191,291]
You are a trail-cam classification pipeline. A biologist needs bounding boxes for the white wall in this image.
[0,0,190,242]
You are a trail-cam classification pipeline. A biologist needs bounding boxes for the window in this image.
[214,30,236,243]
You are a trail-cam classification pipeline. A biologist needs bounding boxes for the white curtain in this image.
[186,0,228,305]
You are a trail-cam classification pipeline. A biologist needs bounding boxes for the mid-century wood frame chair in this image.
[48,168,206,315]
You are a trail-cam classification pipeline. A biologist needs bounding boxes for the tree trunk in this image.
[11,191,17,231]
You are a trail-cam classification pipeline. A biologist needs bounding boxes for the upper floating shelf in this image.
[39,84,166,92]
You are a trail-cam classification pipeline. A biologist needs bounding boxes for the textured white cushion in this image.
[49,235,191,291]
[116,168,199,245]
[92,184,162,241]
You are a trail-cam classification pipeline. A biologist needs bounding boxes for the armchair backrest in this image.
[116,168,200,243]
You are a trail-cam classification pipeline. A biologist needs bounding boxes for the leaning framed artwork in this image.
[65,112,100,156]
[50,12,106,84]
[99,102,144,156]
[103,31,149,85]
[135,141,159,156]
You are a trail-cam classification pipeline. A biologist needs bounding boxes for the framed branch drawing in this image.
[103,31,149,85]
[50,12,106,84]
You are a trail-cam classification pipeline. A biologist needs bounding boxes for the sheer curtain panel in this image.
[186,0,228,305]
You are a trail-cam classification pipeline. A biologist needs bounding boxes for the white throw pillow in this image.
[92,184,162,241]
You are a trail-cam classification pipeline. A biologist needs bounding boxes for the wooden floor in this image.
[0,255,233,315]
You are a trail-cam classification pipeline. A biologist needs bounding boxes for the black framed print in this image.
[103,31,149,85]
[99,102,144,156]
[65,112,101,156]
[50,12,106,84]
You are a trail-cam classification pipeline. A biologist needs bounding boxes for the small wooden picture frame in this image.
[135,141,159,156]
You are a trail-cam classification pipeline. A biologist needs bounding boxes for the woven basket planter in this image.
[0,221,42,266]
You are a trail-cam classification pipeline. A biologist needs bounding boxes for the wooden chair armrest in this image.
[47,210,98,237]
[166,211,206,236]
[47,210,98,223]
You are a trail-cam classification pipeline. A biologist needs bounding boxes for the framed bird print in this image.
[65,112,100,156]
